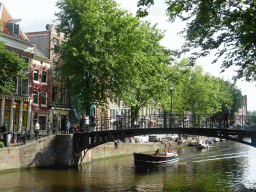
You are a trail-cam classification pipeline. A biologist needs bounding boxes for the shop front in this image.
[0,96,32,132]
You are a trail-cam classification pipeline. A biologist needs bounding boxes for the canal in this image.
[0,140,255,191]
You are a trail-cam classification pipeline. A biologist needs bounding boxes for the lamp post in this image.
[12,102,17,144]
[169,84,174,128]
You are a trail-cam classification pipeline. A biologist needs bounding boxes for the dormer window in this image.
[7,19,22,37]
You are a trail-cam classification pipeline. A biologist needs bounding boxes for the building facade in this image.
[0,3,34,133]
[31,48,52,131]
[26,25,70,133]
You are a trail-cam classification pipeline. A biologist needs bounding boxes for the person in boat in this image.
[154,149,160,156]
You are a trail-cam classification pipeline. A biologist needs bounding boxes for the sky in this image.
[1,0,256,111]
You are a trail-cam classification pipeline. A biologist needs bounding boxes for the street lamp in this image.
[169,84,174,128]
[12,102,17,144]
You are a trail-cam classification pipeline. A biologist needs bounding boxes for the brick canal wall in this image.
[0,135,56,171]
[0,135,167,171]
[80,142,166,164]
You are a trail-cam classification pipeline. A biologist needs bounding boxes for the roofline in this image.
[1,32,35,46]
[0,3,31,42]
[33,54,52,64]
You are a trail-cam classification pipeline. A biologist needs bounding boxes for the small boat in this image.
[187,139,198,146]
[213,138,220,142]
[134,148,178,167]
[197,140,209,149]
[220,138,226,142]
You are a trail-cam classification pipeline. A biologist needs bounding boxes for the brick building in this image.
[26,25,70,133]
[0,4,52,135]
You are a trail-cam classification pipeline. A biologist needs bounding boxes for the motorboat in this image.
[134,148,178,167]
[197,140,209,149]
[213,138,220,142]
[187,139,198,146]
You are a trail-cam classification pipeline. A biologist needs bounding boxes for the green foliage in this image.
[0,42,28,94]
[0,141,4,148]
[56,0,171,115]
[169,58,242,115]
[137,0,256,81]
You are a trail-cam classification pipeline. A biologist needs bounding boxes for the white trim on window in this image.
[41,92,47,106]
[22,57,30,73]
[60,88,66,104]
[42,70,47,84]
[33,90,39,105]
[21,78,29,95]
[33,68,39,83]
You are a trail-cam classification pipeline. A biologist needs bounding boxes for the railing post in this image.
[101,116,103,131]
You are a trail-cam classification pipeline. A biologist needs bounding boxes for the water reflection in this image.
[0,141,255,191]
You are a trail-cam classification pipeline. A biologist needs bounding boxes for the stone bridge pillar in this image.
[251,133,256,147]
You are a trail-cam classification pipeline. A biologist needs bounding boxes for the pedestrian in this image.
[79,116,85,132]
[34,121,40,140]
[223,104,231,129]
[47,121,51,135]
[116,113,122,130]
[114,139,118,148]
[85,115,90,132]
[90,113,96,132]
[66,119,70,134]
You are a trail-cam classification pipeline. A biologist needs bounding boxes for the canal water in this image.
[0,140,255,191]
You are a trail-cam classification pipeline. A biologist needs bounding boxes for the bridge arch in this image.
[73,127,256,153]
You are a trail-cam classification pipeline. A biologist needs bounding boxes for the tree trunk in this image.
[131,106,139,129]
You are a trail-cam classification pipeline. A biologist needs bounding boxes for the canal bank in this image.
[0,134,181,171]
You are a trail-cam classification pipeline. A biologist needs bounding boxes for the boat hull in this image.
[134,153,179,167]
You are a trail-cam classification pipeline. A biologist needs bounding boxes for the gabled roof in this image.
[0,3,30,41]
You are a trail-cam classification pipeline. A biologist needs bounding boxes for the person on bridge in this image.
[85,115,90,132]
[90,114,96,131]
[79,116,85,132]
[66,119,70,134]
[223,104,231,129]
[34,121,40,140]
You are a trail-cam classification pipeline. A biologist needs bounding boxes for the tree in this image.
[137,0,256,81]
[115,21,172,125]
[56,0,136,114]
[0,42,27,94]
[56,0,171,116]
[169,58,236,115]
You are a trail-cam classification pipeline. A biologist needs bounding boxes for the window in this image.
[61,41,66,55]
[41,92,47,106]
[22,57,30,73]
[110,109,117,120]
[33,69,39,81]
[42,71,47,84]
[53,38,59,53]
[13,77,18,94]
[61,88,66,104]
[7,21,20,37]
[52,87,58,103]
[52,62,58,78]
[33,91,39,104]
[21,79,29,95]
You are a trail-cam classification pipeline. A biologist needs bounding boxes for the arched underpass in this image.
[73,127,256,154]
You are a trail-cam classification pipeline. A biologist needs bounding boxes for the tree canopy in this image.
[137,0,256,81]
[0,42,28,94]
[169,58,243,116]
[56,0,172,114]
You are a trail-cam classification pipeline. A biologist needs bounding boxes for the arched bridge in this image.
[73,113,256,153]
